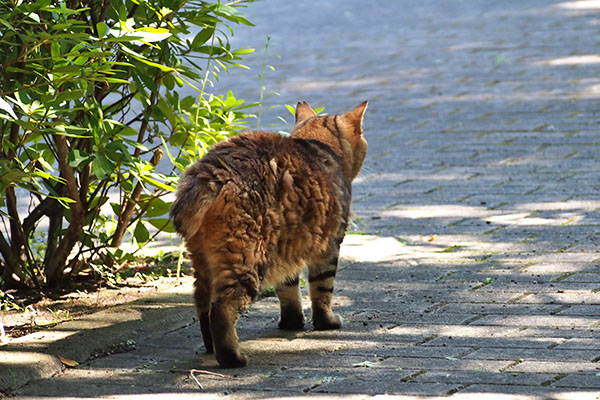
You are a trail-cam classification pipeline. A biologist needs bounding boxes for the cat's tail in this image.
[170,176,239,240]
[170,176,215,240]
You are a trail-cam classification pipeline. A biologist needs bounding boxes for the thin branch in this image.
[22,197,54,235]
[45,134,86,285]
[0,231,29,286]
[110,69,161,249]
[103,92,136,116]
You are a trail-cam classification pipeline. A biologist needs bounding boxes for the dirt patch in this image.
[1,275,194,343]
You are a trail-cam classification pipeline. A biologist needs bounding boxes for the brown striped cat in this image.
[170,101,368,368]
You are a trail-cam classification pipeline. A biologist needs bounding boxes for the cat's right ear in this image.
[295,101,317,125]
[345,101,368,132]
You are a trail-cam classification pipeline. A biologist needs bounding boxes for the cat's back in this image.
[171,131,346,240]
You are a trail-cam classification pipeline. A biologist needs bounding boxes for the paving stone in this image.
[332,344,471,359]
[555,338,600,351]
[455,384,600,400]
[470,314,599,328]
[507,360,600,374]
[316,379,458,396]
[553,374,600,389]
[562,273,600,284]
[514,327,600,340]
[10,0,600,398]
[415,370,554,387]
[516,292,600,305]
[557,305,600,317]
[463,347,598,362]
[380,357,512,373]
[424,335,563,350]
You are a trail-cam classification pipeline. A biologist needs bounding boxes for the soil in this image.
[1,274,193,343]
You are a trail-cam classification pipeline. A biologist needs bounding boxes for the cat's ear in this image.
[344,101,368,133]
[295,101,317,125]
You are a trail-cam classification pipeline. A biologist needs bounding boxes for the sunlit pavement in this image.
[5,0,600,398]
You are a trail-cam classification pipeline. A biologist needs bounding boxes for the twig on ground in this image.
[187,368,239,390]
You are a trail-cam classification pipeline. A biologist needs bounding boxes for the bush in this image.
[0,0,255,292]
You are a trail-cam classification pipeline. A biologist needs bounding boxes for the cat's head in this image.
[291,101,368,181]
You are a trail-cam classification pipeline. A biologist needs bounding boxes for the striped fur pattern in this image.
[170,101,368,368]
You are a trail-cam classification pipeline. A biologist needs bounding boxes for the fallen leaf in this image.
[57,355,79,368]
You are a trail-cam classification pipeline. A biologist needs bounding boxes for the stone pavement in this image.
[3,0,600,398]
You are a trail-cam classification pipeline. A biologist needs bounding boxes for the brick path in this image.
[9,0,600,398]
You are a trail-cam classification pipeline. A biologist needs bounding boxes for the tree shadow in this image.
[4,0,600,398]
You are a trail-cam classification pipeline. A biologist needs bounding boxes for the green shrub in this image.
[0,0,255,292]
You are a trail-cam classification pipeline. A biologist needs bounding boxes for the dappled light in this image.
[538,54,600,66]
[4,0,600,398]
[557,1,600,10]
[291,77,386,91]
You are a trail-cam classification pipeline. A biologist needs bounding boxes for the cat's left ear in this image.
[295,101,317,125]
[344,101,368,133]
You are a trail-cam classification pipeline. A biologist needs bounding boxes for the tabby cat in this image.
[170,101,368,368]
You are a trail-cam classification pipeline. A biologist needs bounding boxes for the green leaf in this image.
[157,97,176,124]
[0,97,17,119]
[191,27,215,50]
[134,221,150,243]
[133,27,171,43]
[68,149,92,168]
[57,89,86,104]
[284,104,296,116]
[53,124,91,138]
[96,21,108,38]
[92,153,114,180]
[146,218,175,233]
[27,12,40,23]
[110,202,121,216]
[215,4,254,26]
[180,96,196,110]
[105,119,139,137]
[144,197,171,218]
[140,173,175,192]
[105,141,132,163]
[95,77,131,85]
[0,19,15,32]
[120,45,175,72]
[51,41,61,58]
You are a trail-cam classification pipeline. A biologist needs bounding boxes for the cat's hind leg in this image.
[308,243,342,330]
[210,269,258,368]
[191,252,213,353]
[276,275,305,330]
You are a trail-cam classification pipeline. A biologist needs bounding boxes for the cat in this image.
[170,101,368,368]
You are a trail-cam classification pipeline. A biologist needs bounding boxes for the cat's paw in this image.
[216,348,248,368]
[278,314,305,330]
[313,311,342,331]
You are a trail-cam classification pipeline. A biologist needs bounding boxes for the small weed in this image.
[437,245,465,253]
[260,286,277,298]
[315,376,338,384]
[0,290,26,312]
[260,370,277,379]
[47,308,74,324]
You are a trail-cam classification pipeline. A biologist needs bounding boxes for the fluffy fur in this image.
[171,101,368,368]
